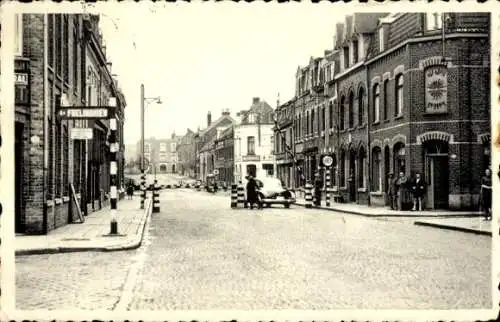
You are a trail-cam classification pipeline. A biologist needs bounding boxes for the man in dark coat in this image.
[246,175,262,210]
[387,173,396,210]
[411,172,426,211]
[314,172,323,207]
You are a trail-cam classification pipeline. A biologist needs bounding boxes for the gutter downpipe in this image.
[43,14,49,234]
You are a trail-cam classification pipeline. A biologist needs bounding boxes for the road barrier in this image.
[230,184,238,208]
[237,183,245,208]
[305,182,313,208]
[152,180,160,213]
[325,166,331,207]
[140,172,146,209]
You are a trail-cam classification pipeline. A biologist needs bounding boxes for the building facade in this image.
[234,97,275,183]
[213,126,234,185]
[194,110,234,182]
[138,133,182,174]
[274,99,295,188]
[275,12,490,211]
[15,14,126,234]
[177,128,196,178]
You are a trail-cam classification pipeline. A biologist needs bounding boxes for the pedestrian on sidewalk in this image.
[246,175,263,210]
[480,168,492,221]
[411,172,426,211]
[387,172,397,210]
[396,171,408,211]
[126,182,134,200]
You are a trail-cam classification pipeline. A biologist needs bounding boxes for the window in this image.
[343,47,350,69]
[63,15,69,83]
[340,96,345,130]
[306,112,310,136]
[358,87,364,126]
[246,164,256,177]
[383,79,389,120]
[170,143,176,152]
[48,14,54,68]
[263,164,274,176]
[372,147,382,192]
[73,17,79,92]
[373,84,380,123]
[160,143,167,152]
[358,147,366,188]
[352,40,358,64]
[340,149,346,187]
[14,14,23,56]
[329,102,334,129]
[426,12,443,31]
[311,109,315,135]
[348,91,354,129]
[247,136,255,155]
[321,106,326,132]
[379,27,384,52]
[395,75,404,116]
[55,14,62,76]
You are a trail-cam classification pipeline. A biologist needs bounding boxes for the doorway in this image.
[172,164,176,173]
[424,140,449,209]
[15,122,24,233]
[348,148,356,202]
[384,146,390,204]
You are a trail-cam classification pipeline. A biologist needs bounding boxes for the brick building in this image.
[15,14,126,234]
[138,134,182,174]
[176,128,196,177]
[274,98,295,188]
[275,12,490,211]
[213,126,234,185]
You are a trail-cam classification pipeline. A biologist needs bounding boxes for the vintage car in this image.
[243,176,295,208]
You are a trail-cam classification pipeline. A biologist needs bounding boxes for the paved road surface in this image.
[16,188,492,310]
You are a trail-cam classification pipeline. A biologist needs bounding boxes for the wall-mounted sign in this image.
[425,66,448,113]
[58,106,112,119]
[322,155,334,167]
[242,155,261,162]
[15,73,28,86]
[70,128,93,140]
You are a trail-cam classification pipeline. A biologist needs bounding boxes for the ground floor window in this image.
[246,164,256,177]
[358,147,366,188]
[372,147,382,192]
[263,163,274,176]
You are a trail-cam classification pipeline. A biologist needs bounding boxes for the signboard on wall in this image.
[425,66,448,113]
[70,128,93,140]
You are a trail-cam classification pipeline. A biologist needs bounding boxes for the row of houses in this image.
[194,98,276,185]
[14,14,127,235]
[273,12,491,210]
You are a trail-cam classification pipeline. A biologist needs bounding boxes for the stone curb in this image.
[15,199,153,256]
[293,202,482,218]
[414,220,492,236]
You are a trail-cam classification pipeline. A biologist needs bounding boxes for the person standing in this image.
[314,172,323,207]
[246,175,262,210]
[396,171,408,210]
[480,168,492,221]
[411,172,426,211]
[126,181,135,200]
[387,173,396,210]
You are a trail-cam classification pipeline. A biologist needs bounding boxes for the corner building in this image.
[365,12,490,210]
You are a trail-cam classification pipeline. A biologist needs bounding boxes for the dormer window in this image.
[426,12,443,31]
[379,27,384,52]
[352,39,359,64]
[343,47,350,69]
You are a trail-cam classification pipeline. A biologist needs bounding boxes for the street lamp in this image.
[140,83,162,209]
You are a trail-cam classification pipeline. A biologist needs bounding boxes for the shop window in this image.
[263,163,274,176]
[373,84,380,123]
[372,147,382,192]
[246,164,257,178]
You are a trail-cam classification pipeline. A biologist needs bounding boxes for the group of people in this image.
[387,171,426,211]
[245,175,263,210]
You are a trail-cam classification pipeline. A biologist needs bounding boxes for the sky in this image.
[97,3,349,145]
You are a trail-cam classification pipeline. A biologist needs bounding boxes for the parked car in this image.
[244,176,295,208]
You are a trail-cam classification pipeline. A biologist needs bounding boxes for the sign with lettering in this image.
[70,128,93,140]
[242,155,261,162]
[58,106,113,119]
[15,73,28,85]
[425,66,448,113]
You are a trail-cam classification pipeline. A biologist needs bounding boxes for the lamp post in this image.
[140,84,162,209]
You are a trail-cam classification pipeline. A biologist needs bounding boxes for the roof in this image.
[240,99,274,124]
[199,114,235,137]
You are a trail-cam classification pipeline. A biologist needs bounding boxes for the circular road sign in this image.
[214,169,219,175]
[322,155,333,167]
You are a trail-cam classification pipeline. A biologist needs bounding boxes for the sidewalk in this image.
[294,197,482,218]
[15,197,152,256]
[414,217,493,236]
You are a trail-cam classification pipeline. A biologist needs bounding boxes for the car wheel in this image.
[284,203,290,208]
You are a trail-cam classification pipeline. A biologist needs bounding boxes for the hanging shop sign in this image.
[58,106,113,119]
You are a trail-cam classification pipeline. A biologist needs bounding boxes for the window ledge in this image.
[370,191,383,196]
[55,198,63,205]
[46,200,54,208]
[383,119,390,123]
[423,112,449,116]
[357,188,367,192]
[372,121,380,126]
[358,124,367,130]
[62,196,70,203]
[394,114,404,120]
[340,186,347,191]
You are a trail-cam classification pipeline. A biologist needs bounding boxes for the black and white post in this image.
[109,97,119,235]
[325,165,331,207]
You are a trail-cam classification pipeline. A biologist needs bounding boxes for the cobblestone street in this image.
[16,189,492,310]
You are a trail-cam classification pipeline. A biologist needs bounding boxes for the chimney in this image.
[207,112,212,127]
[106,62,112,73]
[222,108,230,116]
[252,97,260,105]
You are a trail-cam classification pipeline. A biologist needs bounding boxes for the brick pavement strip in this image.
[15,197,153,255]
[15,189,492,311]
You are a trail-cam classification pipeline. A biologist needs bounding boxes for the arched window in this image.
[358,87,364,126]
[348,91,354,128]
[373,83,380,123]
[340,96,345,130]
[371,147,382,192]
[329,102,334,129]
[383,79,389,120]
[358,146,366,188]
[395,74,404,116]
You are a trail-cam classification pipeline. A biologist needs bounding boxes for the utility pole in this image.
[140,84,146,209]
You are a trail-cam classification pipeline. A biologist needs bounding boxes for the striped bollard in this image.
[237,182,245,208]
[109,102,119,235]
[140,171,146,209]
[305,182,313,208]
[325,166,331,207]
[152,179,160,213]
[230,184,238,208]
